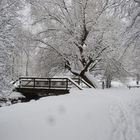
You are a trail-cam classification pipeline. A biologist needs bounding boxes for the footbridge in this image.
[14,77,92,99]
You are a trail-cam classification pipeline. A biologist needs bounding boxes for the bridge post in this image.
[33,78,35,88]
[48,78,51,89]
[66,78,68,90]
[78,77,80,85]
[19,78,21,88]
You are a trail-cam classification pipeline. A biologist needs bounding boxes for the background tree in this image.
[0,0,23,97]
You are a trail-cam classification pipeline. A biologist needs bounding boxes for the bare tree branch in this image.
[34,39,69,63]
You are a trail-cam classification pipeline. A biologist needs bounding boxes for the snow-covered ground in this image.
[0,88,140,140]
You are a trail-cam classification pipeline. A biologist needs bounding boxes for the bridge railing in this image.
[16,76,92,90]
[18,77,70,90]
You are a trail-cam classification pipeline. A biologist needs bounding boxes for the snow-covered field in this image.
[0,88,140,140]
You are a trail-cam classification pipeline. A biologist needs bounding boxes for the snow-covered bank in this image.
[0,88,140,140]
[0,91,25,107]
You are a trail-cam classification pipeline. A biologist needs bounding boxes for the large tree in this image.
[28,0,116,88]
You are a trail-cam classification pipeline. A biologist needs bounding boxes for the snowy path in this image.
[109,94,140,140]
[0,88,140,140]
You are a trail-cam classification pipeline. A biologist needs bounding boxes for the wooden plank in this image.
[19,77,68,80]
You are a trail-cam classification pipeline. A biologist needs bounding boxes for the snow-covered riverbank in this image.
[0,88,140,140]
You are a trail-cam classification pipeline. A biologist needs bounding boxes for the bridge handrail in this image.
[18,77,69,89]
[14,77,93,90]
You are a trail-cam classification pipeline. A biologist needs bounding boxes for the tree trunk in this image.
[80,73,96,88]
[25,56,29,76]
[136,73,139,85]
[105,75,112,88]
[70,69,98,88]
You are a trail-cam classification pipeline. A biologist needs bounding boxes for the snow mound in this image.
[0,88,140,140]
[9,92,25,100]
